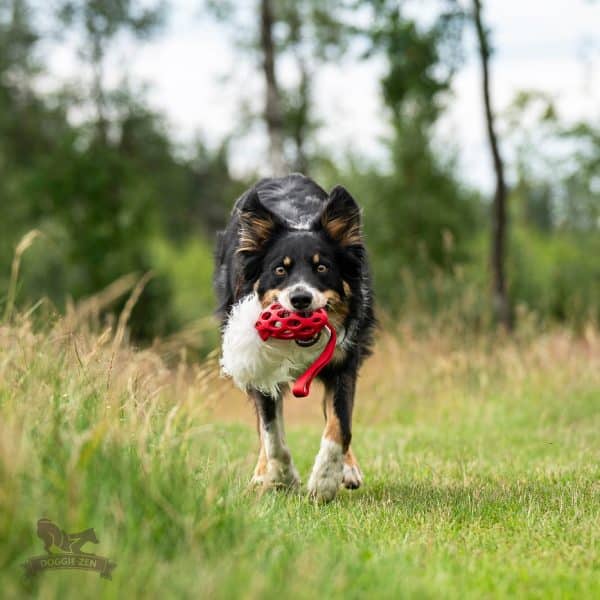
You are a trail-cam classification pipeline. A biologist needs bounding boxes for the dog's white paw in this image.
[265,458,301,489]
[307,438,344,502]
[342,461,363,489]
[250,473,265,486]
[252,457,300,490]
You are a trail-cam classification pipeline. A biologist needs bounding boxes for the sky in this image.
[45,0,600,192]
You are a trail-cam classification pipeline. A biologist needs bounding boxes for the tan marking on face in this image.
[323,389,343,446]
[324,289,342,305]
[323,289,350,330]
[312,253,320,264]
[342,281,351,297]
[283,256,292,267]
[260,288,279,308]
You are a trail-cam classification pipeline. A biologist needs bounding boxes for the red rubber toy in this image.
[255,303,337,397]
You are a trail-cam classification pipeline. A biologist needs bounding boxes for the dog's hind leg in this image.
[250,388,300,490]
[342,447,363,490]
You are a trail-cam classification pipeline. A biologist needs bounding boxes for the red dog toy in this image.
[255,303,337,397]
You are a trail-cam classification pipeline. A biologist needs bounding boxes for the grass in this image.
[0,306,599,599]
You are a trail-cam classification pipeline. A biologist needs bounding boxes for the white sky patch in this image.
[42,0,599,192]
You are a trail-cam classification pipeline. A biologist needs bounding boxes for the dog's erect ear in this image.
[318,185,363,247]
[237,190,283,254]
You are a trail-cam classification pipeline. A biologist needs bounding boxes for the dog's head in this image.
[237,185,364,327]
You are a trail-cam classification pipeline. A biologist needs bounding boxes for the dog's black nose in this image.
[290,290,313,310]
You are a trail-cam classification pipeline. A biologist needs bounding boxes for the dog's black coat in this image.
[214,173,375,450]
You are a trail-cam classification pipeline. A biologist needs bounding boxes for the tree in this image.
[276,0,352,172]
[0,0,72,286]
[57,0,165,140]
[350,1,480,311]
[472,0,511,330]
[260,0,287,175]
[206,0,351,175]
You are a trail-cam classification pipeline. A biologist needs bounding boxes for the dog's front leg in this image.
[308,370,357,502]
[250,389,300,490]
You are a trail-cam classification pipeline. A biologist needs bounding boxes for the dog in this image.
[214,173,375,501]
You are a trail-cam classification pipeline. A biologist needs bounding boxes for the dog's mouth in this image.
[293,308,328,347]
[295,330,322,347]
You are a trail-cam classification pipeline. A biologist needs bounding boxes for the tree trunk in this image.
[473,0,512,330]
[260,0,287,176]
[293,56,310,174]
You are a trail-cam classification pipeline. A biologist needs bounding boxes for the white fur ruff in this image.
[220,293,329,397]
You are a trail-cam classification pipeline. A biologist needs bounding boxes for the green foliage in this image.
[0,87,176,336]
[371,5,463,125]
[325,161,480,314]
[0,2,243,338]
[57,0,165,47]
[558,121,600,230]
[0,0,599,335]
[157,140,248,240]
[509,227,600,327]
[150,236,221,352]
[505,91,600,233]
[322,2,481,312]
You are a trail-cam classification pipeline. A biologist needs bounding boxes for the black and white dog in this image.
[214,173,375,501]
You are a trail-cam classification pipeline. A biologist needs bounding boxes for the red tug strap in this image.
[255,303,337,397]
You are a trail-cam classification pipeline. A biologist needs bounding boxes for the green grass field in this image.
[1,310,599,599]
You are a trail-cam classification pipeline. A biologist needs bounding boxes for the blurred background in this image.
[1,0,599,347]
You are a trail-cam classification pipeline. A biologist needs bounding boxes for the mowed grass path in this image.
[0,315,599,599]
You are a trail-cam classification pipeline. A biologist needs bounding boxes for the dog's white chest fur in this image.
[220,293,328,397]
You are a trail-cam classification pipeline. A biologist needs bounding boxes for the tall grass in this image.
[0,232,598,597]
[1,289,599,597]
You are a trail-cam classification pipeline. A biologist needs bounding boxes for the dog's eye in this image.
[274,266,286,276]
[317,264,328,273]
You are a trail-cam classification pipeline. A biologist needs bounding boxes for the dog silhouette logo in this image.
[37,519,99,555]
[23,519,116,579]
